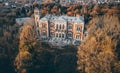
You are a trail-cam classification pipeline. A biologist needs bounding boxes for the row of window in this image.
[41,31,81,39]
[56,24,65,30]
[67,32,81,39]
[41,24,82,32]
[55,24,72,30]
[56,33,65,38]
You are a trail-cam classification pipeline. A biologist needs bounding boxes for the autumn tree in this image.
[114,61,120,73]
[18,19,37,51]
[77,15,120,73]
[14,19,38,73]
[51,5,60,14]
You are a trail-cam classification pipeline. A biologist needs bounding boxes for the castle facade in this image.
[34,8,84,46]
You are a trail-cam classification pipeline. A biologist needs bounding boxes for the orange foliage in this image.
[107,9,120,15]
[67,11,73,16]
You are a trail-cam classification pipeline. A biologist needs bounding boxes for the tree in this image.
[114,61,120,73]
[67,11,73,16]
[14,19,38,73]
[19,19,37,51]
[77,15,120,73]
[14,51,33,73]
[74,9,80,15]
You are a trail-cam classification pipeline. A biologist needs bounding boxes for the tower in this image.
[34,8,40,37]
[34,8,40,26]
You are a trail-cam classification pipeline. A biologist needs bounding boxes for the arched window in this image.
[68,32,72,38]
[60,24,61,29]
[42,31,46,36]
[56,24,58,29]
[56,33,58,37]
[76,26,80,31]
[62,34,64,38]
[63,25,65,29]
[76,34,81,39]
[59,33,61,38]
[68,25,72,30]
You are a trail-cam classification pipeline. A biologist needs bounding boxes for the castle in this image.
[34,8,84,46]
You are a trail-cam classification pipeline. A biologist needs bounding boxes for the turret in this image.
[34,8,41,37]
[34,8,40,26]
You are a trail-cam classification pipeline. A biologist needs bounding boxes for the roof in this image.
[65,16,84,24]
[40,17,49,21]
[40,14,58,21]
[40,15,84,24]
[74,16,84,24]
[56,16,67,22]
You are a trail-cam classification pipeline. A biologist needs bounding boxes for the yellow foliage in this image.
[77,15,120,73]
[19,18,38,51]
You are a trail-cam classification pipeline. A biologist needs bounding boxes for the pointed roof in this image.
[39,14,84,24]
[56,16,67,22]
[74,16,84,24]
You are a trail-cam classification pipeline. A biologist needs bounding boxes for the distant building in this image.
[34,0,120,6]
[34,8,84,46]
[59,0,74,6]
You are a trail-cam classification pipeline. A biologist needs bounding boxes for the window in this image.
[76,26,80,31]
[62,25,65,29]
[56,33,58,37]
[62,34,64,38]
[60,25,61,29]
[76,34,80,39]
[42,24,46,28]
[56,24,58,29]
[68,25,72,30]
[68,32,72,37]
[42,31,46,36]
[38,31,40,35]
[59,33,61,38]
